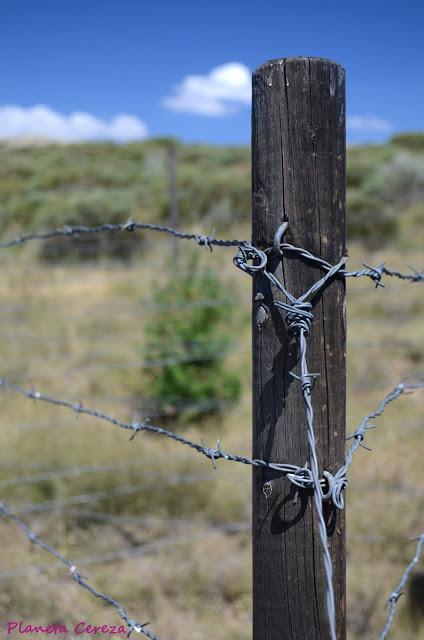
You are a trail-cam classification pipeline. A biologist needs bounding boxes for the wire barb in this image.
[0,377,327,488]
[0,217,423,640]
[0,501,159,640]
[380,534,424,639]
[0,221,248,250]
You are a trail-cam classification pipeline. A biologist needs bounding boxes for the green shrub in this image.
[0,140,251,260]
[141,256,241,423]
[347,188,398,248]
[35,189,148,262]
[390,133,424,151]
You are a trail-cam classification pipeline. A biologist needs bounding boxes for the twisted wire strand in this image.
[296,325,338,638]
[234,238,424,510]
[0,378,325,491]
[1,219,423,640]
[331,378,424,508]
[235,238,348,640]
[234,242,424,290]
[0,219,422,283]
[380,534,424,640]
[275,242,424,285]
[276,263,347,640]
[0,501,157,639]
[0,519,250,582]
[234,229,424,639]
[0,221,248,250]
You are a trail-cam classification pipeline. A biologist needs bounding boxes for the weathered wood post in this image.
[252,57,346,639]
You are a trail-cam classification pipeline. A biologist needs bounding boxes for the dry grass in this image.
[0,229,423,639]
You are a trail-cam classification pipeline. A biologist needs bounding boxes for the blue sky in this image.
[1,0,423,144]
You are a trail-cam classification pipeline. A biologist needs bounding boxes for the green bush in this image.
[0,140,251,260]
[35,189,148,262]
[3,138,424,258]
[141,257,241,423]
[390,133,424,151]
[347,188,398,248]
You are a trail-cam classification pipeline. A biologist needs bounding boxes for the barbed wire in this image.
[0,500,157,639]
[1,218,423,639]
[330,377,424,509]
[271,240,424,284]
[233,222,424,640]
[0,373,422,637]
[0,218,423,283]
[0,509,250,582]
[380,534,424,639]
[1,374,422,501]
[236,226,347,640]
[0,377,331,490]
[0,521,414,583]
[0,220,248,250]
[0,399,233,432]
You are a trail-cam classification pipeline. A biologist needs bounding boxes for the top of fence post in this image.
[251,56,346,640]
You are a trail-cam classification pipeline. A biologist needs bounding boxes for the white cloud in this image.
[163,62,251,116]
[347,114,393,133]
[0,105,148,141]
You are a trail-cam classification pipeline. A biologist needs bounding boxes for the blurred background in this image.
[0,2,423,639]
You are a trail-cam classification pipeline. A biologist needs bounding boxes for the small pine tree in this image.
[141,256,241,423]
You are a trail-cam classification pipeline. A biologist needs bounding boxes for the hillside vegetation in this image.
[1,133,424,256]
[0,133,423,639]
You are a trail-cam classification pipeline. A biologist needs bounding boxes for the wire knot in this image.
[288,300,314,335]
[287,466,314,490]
[233,244,267,275]
[321,471,348,509]
[275,299,313,335]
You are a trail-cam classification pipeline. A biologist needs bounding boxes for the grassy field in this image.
[0,139,423,639]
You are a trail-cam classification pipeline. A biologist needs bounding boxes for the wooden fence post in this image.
[252,57,346,639]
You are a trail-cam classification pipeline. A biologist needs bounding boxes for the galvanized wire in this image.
[0,378,325,491]
[0,501,157,639]
[235,232,348,640]
[0,398,233,431]
[0,220,248,250]
[331,378,424,508]
[380,534,424,639]
[0,513,250,581]
[1,219,423,640]
[233,224,424,640]
[0,218,422,282]
[272,241,424,285]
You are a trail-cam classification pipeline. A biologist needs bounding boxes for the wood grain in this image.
[252,57,346,640]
